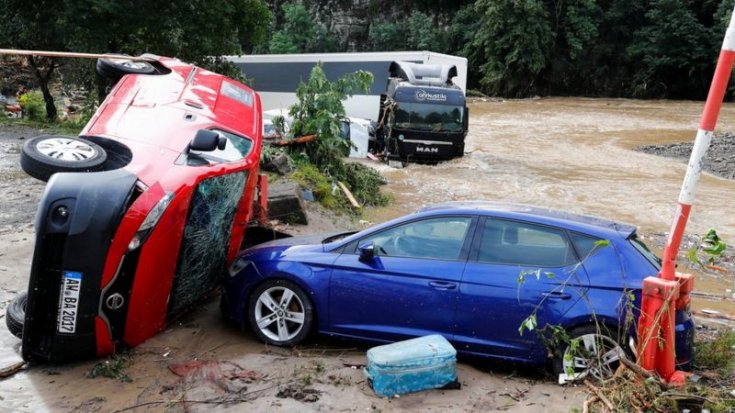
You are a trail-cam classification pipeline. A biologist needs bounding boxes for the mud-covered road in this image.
[2,97,735,411]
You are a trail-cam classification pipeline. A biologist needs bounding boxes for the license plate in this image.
[57,271,82,334]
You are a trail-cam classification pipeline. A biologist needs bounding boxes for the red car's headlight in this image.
[128,191,174,251]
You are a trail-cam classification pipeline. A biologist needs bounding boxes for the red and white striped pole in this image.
[637,5,735,384]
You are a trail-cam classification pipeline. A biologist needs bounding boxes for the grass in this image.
[694,329,735,374]
[0,116,85,136]
[87,354,133,382]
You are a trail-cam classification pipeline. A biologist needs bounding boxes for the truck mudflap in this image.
[22,169,138,363]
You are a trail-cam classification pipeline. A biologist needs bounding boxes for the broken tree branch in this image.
[584,379,614,411]
[0,48,155,61]
[337,181,360,208]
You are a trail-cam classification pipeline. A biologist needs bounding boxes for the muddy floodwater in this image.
[1,98,735,412]
[365,97,735,318]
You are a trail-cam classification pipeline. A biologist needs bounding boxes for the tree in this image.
[627,0,714,98]
[0,0,272,120]
[269,3,338,53]
[369,11,445,52]
[0,0,66,120]
[472,0,554,96]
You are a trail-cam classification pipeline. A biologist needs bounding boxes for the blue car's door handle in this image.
[542,291,572,300]
[428,281,457,290]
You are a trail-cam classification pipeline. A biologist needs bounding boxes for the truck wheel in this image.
[6,292,27,338]
[96,58,157,82]
[21,135,108,181]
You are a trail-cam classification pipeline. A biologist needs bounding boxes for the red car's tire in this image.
[21,135,108,181]
[96,58,157,82]
[6,291,27,338]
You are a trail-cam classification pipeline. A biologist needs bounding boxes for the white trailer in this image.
[225,51,468,120]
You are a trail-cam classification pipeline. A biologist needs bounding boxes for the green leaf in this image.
[593,239,610,247]
[688,246,702,267]
[518,314,537,336]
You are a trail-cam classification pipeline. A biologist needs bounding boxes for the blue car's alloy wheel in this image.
[556,326,625,383]
[249,280,313,346]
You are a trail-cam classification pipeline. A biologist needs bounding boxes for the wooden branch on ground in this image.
[272,134,317,146]
[337,181,361,208]
[584,379,614,411]
[582,395,598,413]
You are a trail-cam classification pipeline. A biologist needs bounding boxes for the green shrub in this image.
[19,91,46,121]
[694,329,735,374]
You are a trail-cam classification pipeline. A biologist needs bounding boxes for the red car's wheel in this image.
[248,279,314,346]
[21,135,107,181]
[96,58,157,82]
[5,291,27,338]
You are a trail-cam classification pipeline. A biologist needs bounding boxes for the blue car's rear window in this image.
[629,235,662,270]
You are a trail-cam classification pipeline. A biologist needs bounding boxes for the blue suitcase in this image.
[364,335,457,397]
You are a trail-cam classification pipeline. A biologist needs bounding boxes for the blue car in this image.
[221,201,694,379]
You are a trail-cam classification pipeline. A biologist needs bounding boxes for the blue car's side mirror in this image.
[358,242,376,262]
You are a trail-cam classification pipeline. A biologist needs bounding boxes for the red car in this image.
[6,55,265,362]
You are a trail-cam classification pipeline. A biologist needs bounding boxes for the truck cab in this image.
[377,61,468,162]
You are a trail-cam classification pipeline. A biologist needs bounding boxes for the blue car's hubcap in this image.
[562,333,623,382]
[254,286,305,342]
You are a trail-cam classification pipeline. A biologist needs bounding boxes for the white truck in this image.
[225,51,468,120]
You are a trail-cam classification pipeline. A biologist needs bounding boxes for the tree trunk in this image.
[28,56,58,121]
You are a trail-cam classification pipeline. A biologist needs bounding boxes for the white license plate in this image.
[57,271,82,334]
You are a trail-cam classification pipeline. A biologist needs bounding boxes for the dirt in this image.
[636,132,735,180]
[2,96,735,411]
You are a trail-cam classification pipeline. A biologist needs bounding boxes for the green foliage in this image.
[284,63,389,211]
[87,354,132,382]
[19,91,46,122]
[688,228,727,268]
[627,0,715,98]
[694,329,735,374]
[269,3,338,53]
[369,11,445,52]
[472,0,554,96]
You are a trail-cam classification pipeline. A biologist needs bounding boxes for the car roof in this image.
[418,201,637,239]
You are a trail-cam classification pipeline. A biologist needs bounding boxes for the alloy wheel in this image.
[35,137,98,162]
[253,286,306,342]
[562,333,624,381]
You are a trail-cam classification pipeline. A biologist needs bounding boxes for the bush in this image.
[694,329,735,374]
[19,91,46,121]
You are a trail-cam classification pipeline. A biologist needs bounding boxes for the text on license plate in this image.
[57,271,82,334]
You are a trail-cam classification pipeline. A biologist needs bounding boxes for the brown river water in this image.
[365,97,735,315]
[1,97,734,412]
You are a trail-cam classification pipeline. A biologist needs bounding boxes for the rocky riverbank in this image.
[636,133,735,180]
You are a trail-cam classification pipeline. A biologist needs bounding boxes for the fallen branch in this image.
[272,134,317,146]
[582,396,599,413]
[337,181,361,208]
[0,48,154,61]
[0,361,26,379]
[584,379,614,411]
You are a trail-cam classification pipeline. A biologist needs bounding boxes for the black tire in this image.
[96,58,156,82]
[6,292,27,338]
[248,279,314,347]
[21,135,108,181]
[456,141,465,158]
[552,324,628,381]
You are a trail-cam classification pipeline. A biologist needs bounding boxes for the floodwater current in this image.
[365,97,735,316]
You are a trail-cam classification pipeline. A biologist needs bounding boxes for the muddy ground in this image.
[0,122,584,412]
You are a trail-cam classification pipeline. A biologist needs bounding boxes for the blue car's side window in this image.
[477,219,575,267]
[359,217,472,261]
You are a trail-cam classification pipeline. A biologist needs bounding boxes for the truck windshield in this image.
[394,103,464,132]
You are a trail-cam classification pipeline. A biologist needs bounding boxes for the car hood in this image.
[245,231,354,253]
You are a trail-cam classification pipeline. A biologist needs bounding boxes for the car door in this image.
[454,217,590,362]
[167,129,256,316]
[328,215,476,342]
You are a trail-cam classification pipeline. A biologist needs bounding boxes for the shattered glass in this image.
[168,171,247,315]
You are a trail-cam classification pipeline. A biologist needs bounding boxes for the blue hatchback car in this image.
[221,202,694,379]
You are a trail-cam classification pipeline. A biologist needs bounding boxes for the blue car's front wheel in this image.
[248,279,314,346]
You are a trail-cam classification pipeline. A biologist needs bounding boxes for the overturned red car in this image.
[7,55,264,362]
